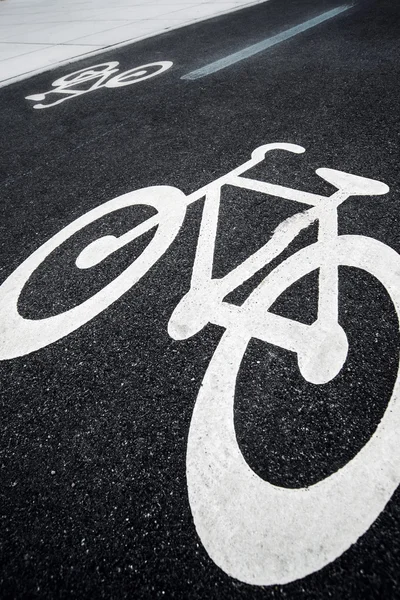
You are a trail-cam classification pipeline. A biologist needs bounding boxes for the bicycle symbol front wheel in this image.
[0,186,186,360]
[187,234,400,585]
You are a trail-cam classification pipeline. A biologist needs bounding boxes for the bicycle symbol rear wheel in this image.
[187,234,400,585]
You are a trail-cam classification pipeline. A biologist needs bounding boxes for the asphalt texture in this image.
[1,0,400,597]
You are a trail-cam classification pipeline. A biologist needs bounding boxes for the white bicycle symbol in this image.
[25,61,173,109]
[1,143,399,585]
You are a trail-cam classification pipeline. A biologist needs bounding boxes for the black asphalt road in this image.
[1,0,400,597]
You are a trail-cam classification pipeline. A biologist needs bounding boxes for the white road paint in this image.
[0,142,398,586]
[0,0,270,88]
[25,61,173,109]
[186,236,400,585]
[181,4,352,80]
[0,186,186,359]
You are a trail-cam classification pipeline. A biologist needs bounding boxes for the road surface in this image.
[1,0,400,597]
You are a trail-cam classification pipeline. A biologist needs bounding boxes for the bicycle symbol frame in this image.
[25,61,173,109]
[1,143,399,585]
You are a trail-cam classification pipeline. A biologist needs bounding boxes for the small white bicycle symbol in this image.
[1,143,399,585]
[25,61,173,109]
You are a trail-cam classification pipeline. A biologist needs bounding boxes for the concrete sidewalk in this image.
[0,0,267,87]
